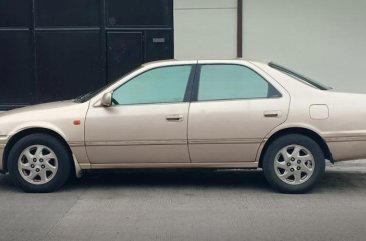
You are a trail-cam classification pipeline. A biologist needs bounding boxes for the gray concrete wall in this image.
[174,0,366,93]
[174,0,237,59]
[243,0,366,93]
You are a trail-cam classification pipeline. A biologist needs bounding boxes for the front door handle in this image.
[165,114,184,122]
[264,111,282,118]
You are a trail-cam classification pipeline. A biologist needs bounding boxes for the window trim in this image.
[191,64,282,103]
[110,64,196,106]
[268,62,331,90]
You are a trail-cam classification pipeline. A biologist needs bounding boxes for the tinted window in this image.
[112,65,191,105]
[198,65,280,101]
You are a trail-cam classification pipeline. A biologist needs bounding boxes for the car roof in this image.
[142,59,268,67]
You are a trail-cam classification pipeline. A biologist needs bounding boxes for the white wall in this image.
[243,0,366,93]
[174,0,237,59]
[174,0,366,93]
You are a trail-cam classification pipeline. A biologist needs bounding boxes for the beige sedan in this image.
[1,60,366,193]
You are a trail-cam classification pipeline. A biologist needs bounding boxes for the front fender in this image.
[8,122,68,141]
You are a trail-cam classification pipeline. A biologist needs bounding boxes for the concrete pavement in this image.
[1,161,366,241]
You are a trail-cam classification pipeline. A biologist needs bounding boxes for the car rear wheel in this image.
[262,134,325,193]
[7,133,71,193]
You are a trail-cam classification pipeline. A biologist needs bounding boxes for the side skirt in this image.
[80,162,259,170]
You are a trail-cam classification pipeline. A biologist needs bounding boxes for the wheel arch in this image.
[2,127,77,176]
[258,127,333,168]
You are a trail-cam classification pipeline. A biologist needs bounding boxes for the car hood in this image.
[0,100,78,117]
[0,100,90,136]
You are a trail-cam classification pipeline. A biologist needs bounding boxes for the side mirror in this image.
[101,92,112,107]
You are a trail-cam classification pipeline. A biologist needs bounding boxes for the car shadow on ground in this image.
[75,169,272,191]
[1,168,366,194]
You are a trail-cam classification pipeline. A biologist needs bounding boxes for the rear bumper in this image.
[326,137,366,162]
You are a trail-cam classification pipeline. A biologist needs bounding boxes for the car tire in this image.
[7,133,71,193]
[262,134,325,194]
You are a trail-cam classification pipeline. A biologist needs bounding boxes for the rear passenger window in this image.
[197,64,280,101]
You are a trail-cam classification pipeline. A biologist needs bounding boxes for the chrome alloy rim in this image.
[274,145,315,185]
[18,145,58,185]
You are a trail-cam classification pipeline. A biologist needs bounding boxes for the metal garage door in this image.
[0,0,173,110]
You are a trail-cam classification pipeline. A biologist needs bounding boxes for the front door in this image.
[188,62,290,163]
[85,64,195,164]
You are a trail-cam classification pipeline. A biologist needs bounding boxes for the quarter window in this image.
[112,65,191,105]
[197,64,280,101]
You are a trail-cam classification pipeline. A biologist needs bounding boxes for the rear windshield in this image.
[268,62,331,90]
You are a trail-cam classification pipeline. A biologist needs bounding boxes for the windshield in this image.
[74,66,143,103]
[268,62,331,90]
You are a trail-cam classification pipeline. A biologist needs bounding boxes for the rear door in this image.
[188,61,290,163]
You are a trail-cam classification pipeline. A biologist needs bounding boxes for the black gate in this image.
[0,0,174,110]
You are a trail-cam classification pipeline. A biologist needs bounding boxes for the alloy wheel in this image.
[274,144,315,185]
[17,145,59,185]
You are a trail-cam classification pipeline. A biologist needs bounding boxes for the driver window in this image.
[112,65,192,105]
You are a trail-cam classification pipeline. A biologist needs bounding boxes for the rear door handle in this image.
[264,111,281,118]
[165,114,184,122]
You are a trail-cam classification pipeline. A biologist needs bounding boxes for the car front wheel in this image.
[7,133,71,193]
[262,134,325,193]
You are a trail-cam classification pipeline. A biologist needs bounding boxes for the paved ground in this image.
[1,161,366,241]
